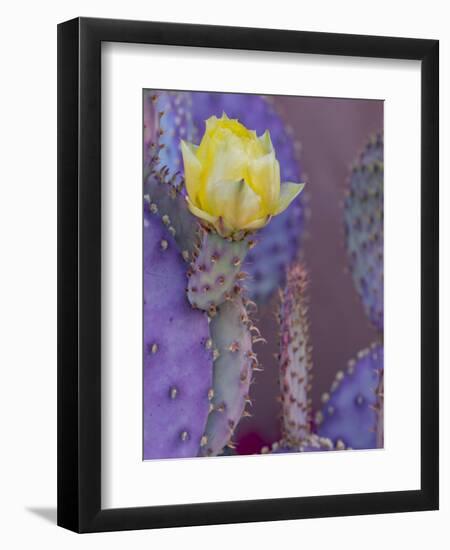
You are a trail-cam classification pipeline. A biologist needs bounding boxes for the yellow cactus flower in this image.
[181,113,304,238]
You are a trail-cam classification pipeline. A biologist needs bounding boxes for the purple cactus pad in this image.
[317,344,384,450]
[143,208,213,459]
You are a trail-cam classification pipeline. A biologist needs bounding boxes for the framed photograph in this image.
[57,17,439,533]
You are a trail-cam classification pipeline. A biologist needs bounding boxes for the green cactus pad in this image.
[199,297,258,456]
[186,230,252,313]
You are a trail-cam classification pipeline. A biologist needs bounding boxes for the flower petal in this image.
[205,179,264,229]
[274,182,305,215]
[205,135,247,192]
[248,151,280,212]
[258,130,274,155]
[181,140,202,205]
[241,215,271,231]
[186,197,218,225]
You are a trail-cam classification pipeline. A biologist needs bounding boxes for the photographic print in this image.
[58,18,438,531]
[143,90,384,460]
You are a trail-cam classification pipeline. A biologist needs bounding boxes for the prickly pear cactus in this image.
[265,262,333,455]
[143,208,213,459]
[143,90,196,175]
[199,297,259,457]
[344,133,383,331]
[190,92,306,304]
[144,148,199,259]
[187,230,252,313]
[316,344,384,450]
[278,263,313,447]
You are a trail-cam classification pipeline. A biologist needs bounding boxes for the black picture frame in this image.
[57,16,439,533]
